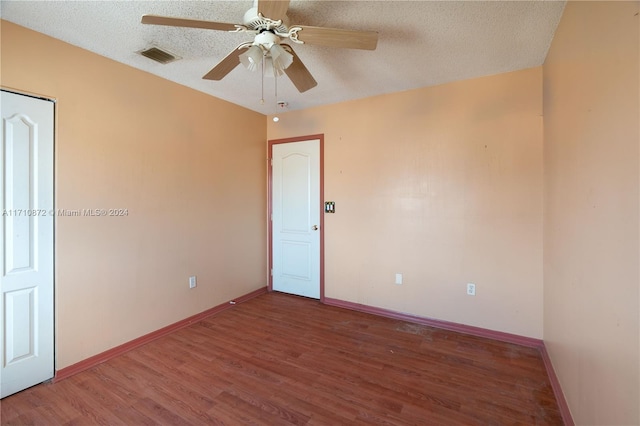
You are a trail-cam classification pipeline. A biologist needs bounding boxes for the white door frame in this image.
[268,134,324,301]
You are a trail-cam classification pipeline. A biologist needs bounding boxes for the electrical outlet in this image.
[395,273,403,285]
[189,276,197,289]
[467,283,476,296]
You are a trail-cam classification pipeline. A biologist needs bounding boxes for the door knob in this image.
[312,225,318,231]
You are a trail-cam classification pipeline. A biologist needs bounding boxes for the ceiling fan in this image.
[141,0,378,93]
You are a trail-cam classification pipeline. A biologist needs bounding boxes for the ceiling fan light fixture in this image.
[263,57,283,77]
[239,45,264,71]
[270,44,294,73]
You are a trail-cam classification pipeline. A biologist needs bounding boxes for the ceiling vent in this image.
[139,47,180,64]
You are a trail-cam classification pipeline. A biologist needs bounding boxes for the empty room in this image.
[0,1,638,425]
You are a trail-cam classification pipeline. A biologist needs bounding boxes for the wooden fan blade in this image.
[258,0,290,21]
[203,46,246,80]
[293,25,378,50]
[141,15,238,32]
[281,45,317,93]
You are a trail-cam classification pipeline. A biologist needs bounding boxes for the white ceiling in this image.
[0,1,566,115]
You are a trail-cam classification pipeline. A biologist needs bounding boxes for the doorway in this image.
[1,90,55,398]
[269,135,324,300]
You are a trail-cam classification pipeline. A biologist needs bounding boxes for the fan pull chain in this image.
[260,53,265,105]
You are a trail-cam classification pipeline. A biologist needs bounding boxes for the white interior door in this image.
[271,139,321,299]
[1,90,54,398]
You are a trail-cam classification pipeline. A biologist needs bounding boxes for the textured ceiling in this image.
[1,1,566,115]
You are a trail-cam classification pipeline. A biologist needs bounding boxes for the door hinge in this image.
[269,158,273,166]
[270,269,273,276]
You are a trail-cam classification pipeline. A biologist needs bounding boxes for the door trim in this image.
[268,134,324,302]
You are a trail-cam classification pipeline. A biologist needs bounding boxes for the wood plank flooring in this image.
[1,292,563,425]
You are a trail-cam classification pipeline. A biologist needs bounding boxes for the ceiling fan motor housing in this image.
[243,6,289,33]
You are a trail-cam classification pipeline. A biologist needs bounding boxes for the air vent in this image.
[139,47,179,64]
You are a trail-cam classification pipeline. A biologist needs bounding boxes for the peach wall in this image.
[1,21,267,369]
[268,68,544,338]
[543,2,639,424]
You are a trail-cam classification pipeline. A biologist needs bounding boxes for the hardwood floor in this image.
[1,292,563,425]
